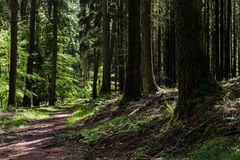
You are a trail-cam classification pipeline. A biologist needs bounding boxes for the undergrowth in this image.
[156,136,240,160]
[67,94,121,125]
[0,106,56,130]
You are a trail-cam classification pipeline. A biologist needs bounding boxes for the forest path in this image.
[0,106,81,160]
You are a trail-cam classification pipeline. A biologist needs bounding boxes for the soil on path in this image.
[0,107,81,160]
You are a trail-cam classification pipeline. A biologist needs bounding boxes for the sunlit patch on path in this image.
[0,107,81,160]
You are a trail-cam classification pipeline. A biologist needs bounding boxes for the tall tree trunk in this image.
[220,0,224,80]
[157,25,162,74]
[118,0,125,93]
[164,1,176,86]
[101,0,112,93]
[122,0,141,103]
[225,0,231,80]
[238,1,240,76]
[111,21,117,92]
[8,0,18,106]
[49,0,58,106]
[92,51,100,99]
[206,0,210,68]
[23,0,36,107]
[215,0,220,80]
[141,0,159,94]
[174,0,219,118]
[232,0,236,77]
[169,1,176,83]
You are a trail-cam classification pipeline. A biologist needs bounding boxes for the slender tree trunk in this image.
[49,0,58,106]
[164,1,170,81]
[122,0,141,103]
[215,0,220,80]
[220,0,224,80]
[8,0,18,107]
[110,21,117,91]
[141,0,159,94]
[32,2,42,106]
[157,25,162,74]
[23,0,36,107]
[101,0,112,93]
[92,51,100,99]
[232,0,236,77]
[164,1,176,86]
[225,0,231,80]
[206,0,210,67]
[174,0,219,118]
[238,1,240,76]
[118,0,125,93]
[169,1,176,83]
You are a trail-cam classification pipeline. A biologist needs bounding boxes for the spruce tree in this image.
[122,0,141,103]
[174,0,219,118]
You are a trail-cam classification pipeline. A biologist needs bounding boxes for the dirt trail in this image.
[0,108,81,160]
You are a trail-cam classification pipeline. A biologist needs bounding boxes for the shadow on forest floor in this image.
[0,85,240,159]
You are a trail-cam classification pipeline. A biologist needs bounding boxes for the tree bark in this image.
[8,0,18,107]
[141,0,159,94]
[232,0,236,77]
[174,0,219,118]
[215,0,220,80]
[220,0,224,80]
[23,0,36,107]
[49,0,58,106]
[122,0,141,103]
[164,1,176,86]
[118,0,125,93]
[224,0,231,80]
[101,0,112,93]
[92,51,100,99]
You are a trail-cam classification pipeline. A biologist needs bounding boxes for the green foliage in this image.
[67,110,164,143]
[0,107,55,130]
[188,137,240,160]
[80,116,140,142]
[131,146,151,160]
[0,117,30,127]
[223,77,240,100]
[67,95,120,125]
[156,137,240,160]
[0,1,100,108]
[67,105,94,124]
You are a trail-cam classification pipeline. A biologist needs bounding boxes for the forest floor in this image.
[0,80,240,159]
[0,104,83,160]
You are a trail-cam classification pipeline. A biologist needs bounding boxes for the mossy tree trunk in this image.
[141,0,159,94]
[174,0,219,118]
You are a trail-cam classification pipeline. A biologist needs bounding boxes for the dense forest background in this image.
[0,0,239,108]
[0,0,240,159]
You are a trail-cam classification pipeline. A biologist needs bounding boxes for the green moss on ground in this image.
[0,107,55,130]
[157,137,240,160]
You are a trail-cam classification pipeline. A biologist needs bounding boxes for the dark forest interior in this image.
[0,0,240,159]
